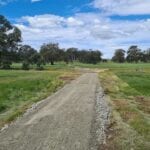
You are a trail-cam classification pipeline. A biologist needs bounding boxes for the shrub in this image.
[22,62,30,70]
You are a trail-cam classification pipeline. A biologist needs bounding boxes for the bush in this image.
[22,62,30,70]
[1,60,12,69]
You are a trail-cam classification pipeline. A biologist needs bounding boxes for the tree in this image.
[18,45,38,69]
[88,50,102,64]
[112,49,125,63]
[0,15,21,69]
[30,53,44,70]
[142,49,150,62]
[18,45,37,64]
[65,48,78,63]
[40,43,60,65]
[78,50,102,64]
[126,46,141,63]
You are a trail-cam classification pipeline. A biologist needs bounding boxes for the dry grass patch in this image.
[135,96,150,114]
[59,72,81,83]
[113,100,138,122]
[99,120,122,150]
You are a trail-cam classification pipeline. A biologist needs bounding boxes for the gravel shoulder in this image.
[0,72,110,150]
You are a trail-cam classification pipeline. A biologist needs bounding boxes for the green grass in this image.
[99,67,150,149]
[71,61,150,70]
[0,69,79,128]
[1,62,150,149]
[12,61,150,69]
[115,71,150,96]
[12,62,76,70]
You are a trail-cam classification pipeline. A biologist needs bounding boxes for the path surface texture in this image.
[0,73,110,150]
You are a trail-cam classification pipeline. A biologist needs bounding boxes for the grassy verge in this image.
[99,69,150,150]
[0,69,80,128]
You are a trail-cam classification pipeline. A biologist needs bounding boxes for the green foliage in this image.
[0,15,22,69]
[1,59,12,69]
[65,48,78,63]
[112,49,125,63]
[40,43,61,65]
[142,49,150,62]
[78,50,102,64]
[19,45,37,63]
[126,45,142,63]
[22,61,30,70]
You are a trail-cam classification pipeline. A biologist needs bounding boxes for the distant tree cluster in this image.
[1,15,150,70]
[0,16,102,69]
[112,46,150,63]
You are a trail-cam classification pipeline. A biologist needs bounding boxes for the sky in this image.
[0,0,150,58]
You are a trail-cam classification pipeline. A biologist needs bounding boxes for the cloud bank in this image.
[93,0,150,15]
[2,0,150,58]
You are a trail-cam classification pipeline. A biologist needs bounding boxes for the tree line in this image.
[112,46,150,63]
[0,15,150,70]
[0,15,102,70]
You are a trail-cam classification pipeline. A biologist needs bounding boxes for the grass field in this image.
[99,64,150,150]
[0,69,79,128]
[0,62,150,149]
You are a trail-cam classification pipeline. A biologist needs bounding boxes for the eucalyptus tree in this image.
[126,46,141,63]
[40,43,60,65]
[112,49,125,63]
[0,15,21,69]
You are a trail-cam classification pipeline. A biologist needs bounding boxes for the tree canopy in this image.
[0,15,21,69]
[126,46,141,63]
[112,49,125,63]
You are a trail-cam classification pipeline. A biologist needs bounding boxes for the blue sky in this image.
[0,0,94,18]
[1,0,150,58]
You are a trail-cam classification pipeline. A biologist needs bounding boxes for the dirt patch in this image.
[135,96,150,114]
[98,120,121,150]
[113,100,139,122]
[121,111,139,122]
[59,72,81,83]
[113,99,129,110]
[59,76,75,82]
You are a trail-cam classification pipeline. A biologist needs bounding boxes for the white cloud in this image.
[20,14,65,28]
[93,0,150,15]
[15,13,150,58]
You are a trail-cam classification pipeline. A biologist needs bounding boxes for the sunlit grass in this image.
[0,69,79,128]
